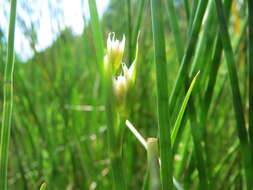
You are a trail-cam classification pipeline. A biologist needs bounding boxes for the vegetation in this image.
[0,0,253,189]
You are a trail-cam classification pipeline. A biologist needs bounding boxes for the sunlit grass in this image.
[0,0,252,189]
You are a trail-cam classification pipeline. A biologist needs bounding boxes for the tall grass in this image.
[1,0,252,189]
[0,0,17,189]
[215,0,253,188]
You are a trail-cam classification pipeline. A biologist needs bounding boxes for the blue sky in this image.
[0,0,109,60]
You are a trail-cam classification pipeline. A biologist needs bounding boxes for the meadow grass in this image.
[0,0,253,189]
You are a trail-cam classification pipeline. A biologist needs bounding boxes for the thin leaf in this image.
[171,71,200,147]
[0,0,17,189]
[88,0,104,73]
[150,0,173,188]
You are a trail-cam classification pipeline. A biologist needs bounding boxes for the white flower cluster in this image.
[104,33,125,73]
[113,62,135,103]
[104,32,137,112]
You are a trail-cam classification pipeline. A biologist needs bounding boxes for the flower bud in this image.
[105,33,125,73]
[113,62,136,115]
[104,32,139,116]
[114,75,127,104]
[122,62,136,84]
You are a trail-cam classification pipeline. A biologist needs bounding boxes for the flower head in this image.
[113,62,136,113]
[103,32,139,115]
[105,33,125,73]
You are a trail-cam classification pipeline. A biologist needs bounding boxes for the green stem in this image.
[0,0,17,189]
[147,138,160,190]
[247,0,253,158]
[104,66,126,189]
[150,0,173,189]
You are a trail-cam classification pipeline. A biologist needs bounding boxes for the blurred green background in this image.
[0,0,251,189]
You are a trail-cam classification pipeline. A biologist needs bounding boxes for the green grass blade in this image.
[150,0,173,188]
[126,120,147,149]
[247,0,253,186]
[187,98,209,189]
[188,0,199,34]
[88,0,104,72]
[166,0,184,60]
[183,0,190,21]
[171,71,199,147]
[169,0,209,113]
[200,35,222,131]
[127,0,132,62]
[0,0,17,189]
[213,140,239,179]
[165,1,210,185]
[215,0,246,141]
[142,170,150,190]
[132,0,145,53]
[198,3,234,187]
[189,0,217,78]
[248,0,253,152]
[200,0,239,125]
[214,0,253,188]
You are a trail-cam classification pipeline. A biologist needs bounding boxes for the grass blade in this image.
[88,0,104,72]
[127,0,132,62]
[0,0,17,189]
[171,71,199,147]
[166,0,184,60]
[169,0,209,113]
[183,0,190,21]
[126,120,147,149]
[248,0,253,155]
[150,0,173,188]
[132,0,145,54]
[188,0,199,34]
